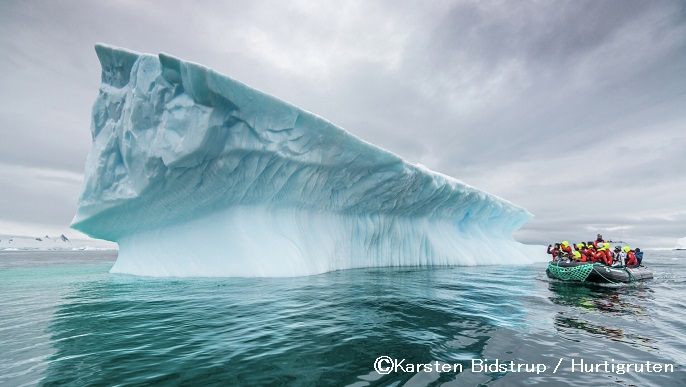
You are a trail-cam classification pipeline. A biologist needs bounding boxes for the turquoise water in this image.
[1,251,685,386]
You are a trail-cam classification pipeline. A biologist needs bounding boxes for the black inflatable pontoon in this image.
[547,260,653,283]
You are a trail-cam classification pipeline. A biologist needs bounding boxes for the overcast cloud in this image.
[1,0,684,248]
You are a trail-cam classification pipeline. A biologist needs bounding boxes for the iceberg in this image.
[71,43,543,277]
[676,237,686,250]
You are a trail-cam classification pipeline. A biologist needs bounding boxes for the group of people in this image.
[547,234,644,267]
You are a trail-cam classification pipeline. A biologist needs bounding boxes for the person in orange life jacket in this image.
[624,246,638,267]
[599,243,613,266]
[583,244,597,262]
[576,243,589,262]
[560,241,573,257]
[593,234,605,249]
[585,242,599,262]
[592,244,604,264]
[634,248,644,265]
[547,243,561,260]
[594,244,604,264]
[572,251,584,261]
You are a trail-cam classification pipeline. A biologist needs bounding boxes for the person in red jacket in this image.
[560,241,573,257]
[598,243,613,266]
[593,234,605,249]
[624,246,637,267]
[547,243,561,261]
[572,251,585,262]
[583,243,598,262]
[595,249,604,265]
[576,243,590,262]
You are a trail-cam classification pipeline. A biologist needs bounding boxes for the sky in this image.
[1,0,685,249]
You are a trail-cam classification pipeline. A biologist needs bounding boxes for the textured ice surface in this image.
[677,237,686,250]
[72,44,545,277]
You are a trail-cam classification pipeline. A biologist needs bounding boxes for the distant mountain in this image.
[0,234,117,251]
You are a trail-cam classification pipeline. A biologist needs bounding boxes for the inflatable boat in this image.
[546,260,653,283]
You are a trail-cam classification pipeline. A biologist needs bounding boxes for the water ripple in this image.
[1,251,685,386]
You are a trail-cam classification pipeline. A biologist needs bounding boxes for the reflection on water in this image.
[547,275,660,346]
[547,280,652,314]
[41,267,532,386]
[554,314,658,350]
[1,251,685,386]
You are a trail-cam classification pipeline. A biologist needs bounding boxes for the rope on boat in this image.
[591,265,620,284]
[623,267,637,283]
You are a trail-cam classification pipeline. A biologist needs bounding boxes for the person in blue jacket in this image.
[634,248,644,265]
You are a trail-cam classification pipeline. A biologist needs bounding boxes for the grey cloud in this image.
[516,211,686,250]
[0,0,684,247]
[0,165,82,227]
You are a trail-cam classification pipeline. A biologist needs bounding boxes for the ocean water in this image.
[1,251,684,386]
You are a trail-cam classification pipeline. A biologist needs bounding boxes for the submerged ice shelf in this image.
[72,43,544,277]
